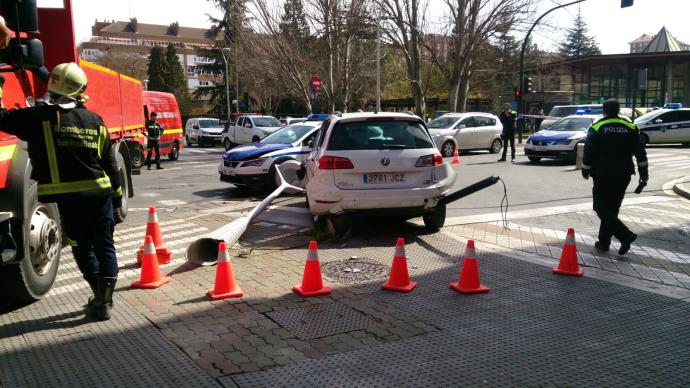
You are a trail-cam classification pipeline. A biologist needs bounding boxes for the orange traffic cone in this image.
[553,228,583,276]
[382,238,417,292]
[451,148,461,164]
[208,242,244,300]
[131,235,172,289]
[293,241,332,297]
[450,240,490,294]
[137,207,172,265]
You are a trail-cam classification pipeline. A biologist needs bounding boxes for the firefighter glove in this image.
[581,168,590,180]
[639,166,649,182]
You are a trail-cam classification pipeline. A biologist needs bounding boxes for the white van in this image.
[185,118,224,147]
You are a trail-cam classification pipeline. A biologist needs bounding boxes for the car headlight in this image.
[241,158,267,167]
[553,138,578,145]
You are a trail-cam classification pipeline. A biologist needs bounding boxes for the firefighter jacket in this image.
[582,116,648,178]
[145,120,164,140]
[0,104,122,203]
[499,110,517,134]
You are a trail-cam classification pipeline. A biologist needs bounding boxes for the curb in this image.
[673,178,690,200]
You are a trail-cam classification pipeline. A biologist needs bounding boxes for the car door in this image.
[454,116,477,150]
[233,117,244,143]
[241,118,254,143]
[189,119,199,142]
[474,116,497,148]
[650,111,680,143]
[666,110,690,143]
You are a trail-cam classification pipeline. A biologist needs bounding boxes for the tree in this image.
[96,50,148,81]
[163,44,192,115]
[280,0,310,40]
[558,6,601,58]
[146,46,166,92]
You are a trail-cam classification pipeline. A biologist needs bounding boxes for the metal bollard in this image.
[575,143,585,170]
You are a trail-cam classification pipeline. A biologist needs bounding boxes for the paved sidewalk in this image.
[2,196,690,387]
[673,176,690,200]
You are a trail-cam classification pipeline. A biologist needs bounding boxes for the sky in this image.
[38,0,690,55]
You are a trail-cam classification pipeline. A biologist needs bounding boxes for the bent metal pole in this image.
[185,166,305,266]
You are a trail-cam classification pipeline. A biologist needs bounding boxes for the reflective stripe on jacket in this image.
[582,116,647,177]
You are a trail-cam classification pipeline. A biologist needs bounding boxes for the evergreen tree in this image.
[279,0,310,40]
[163,44,192,115]
[146,46,166,92]
[558,6,601,58]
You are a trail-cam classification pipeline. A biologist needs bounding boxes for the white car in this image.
[219,121,323,189]
[427,112,503,157]
[185,117,224,146]
[304,112,456,231]
[635,108,690,145]
[539,104,602,130]
[525,114,600,163]
[222,115,283,149]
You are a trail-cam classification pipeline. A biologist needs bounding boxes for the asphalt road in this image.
[128,143,690,220]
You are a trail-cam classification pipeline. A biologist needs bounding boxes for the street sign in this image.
[310,76,321,91]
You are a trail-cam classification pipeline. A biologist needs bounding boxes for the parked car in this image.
[525,114,600,163]
[219,121,323,189]
[185,117,224,147]
[280,117,307,126]
[427,112,503,157]
[304,112,456,232]
[539,104,602,130]
[222,115,283,149]
[635,108,690,145]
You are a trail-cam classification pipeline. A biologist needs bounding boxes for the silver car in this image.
[427,112,503,157]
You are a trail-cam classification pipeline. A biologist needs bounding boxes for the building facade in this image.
[78,19,219,115]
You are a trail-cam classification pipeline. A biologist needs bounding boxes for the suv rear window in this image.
[328,120,434,150]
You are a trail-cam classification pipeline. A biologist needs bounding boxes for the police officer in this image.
[498,103,517,162]
[0,62,122,321]
[582,99,648,255]
[145,112,164,170]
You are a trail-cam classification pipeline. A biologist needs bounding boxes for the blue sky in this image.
[61,0,689,54]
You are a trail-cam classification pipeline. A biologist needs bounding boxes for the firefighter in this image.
[0,62,122,321]
[498,103,517,162]
[145,112,164,170]
[582,99,648,255]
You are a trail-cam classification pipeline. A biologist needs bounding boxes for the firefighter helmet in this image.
[47,62,88,99]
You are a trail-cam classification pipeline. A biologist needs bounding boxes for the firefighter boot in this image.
[87,277,117,321]
[84,277,98,308]
[156,163,163,170]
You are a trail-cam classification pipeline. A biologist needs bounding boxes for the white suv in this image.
[304,112,456,231]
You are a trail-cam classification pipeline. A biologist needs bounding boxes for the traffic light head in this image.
[514,86,520,98]
[523,77,533,95]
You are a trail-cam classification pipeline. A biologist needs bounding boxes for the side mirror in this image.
[244,123,252,128]
[1,38,44,70]
[193,125,199,130]
[653,119,663,124]
[307,140,314,148]
[1,0,38,32]
[456,124,466,130]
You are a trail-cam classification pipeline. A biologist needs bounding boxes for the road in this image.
[129,143,690,221]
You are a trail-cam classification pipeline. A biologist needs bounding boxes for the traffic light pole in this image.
[518,0,586,117]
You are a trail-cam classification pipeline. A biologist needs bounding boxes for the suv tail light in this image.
[415,154,443,167]
[319,155,354,169]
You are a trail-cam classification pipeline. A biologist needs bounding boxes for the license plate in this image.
[533,146,546,151]
[363,173,406,183]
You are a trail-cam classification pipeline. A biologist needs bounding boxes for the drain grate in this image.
[266,302,376,340]
[321,257,389,284]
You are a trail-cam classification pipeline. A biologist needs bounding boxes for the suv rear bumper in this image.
[307,165,456,216]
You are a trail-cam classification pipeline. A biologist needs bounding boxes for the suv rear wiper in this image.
[380,144,411,149]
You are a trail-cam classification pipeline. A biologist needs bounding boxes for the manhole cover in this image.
[266,302,376,340]
[321,257,388,284]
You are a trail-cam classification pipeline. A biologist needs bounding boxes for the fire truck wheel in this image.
[130,145,144,169]
[113,152,128,223]
[0,182,61,303]
[168,141,180,161]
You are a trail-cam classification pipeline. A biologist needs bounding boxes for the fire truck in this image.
[0,0,177,302]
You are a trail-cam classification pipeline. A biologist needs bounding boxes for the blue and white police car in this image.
[635,106,690,145]
[219,116,328,189]
[524,114,601,163]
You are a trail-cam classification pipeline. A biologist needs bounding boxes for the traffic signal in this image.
[514,86,520,98]
[621,0,633,7]
[522,77,533,95]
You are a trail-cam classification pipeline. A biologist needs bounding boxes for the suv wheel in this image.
[423,204,446,231]
[252,136,261,143]
[528,156,541,163]
[224,138,235,151]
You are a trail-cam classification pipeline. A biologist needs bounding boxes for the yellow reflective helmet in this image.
[47,62,88,99]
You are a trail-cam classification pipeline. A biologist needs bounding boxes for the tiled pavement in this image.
[2,194,690,386]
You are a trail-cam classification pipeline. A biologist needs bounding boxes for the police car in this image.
[218,116,328,189]
[525,114,601,163]
[635,105,690,145]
